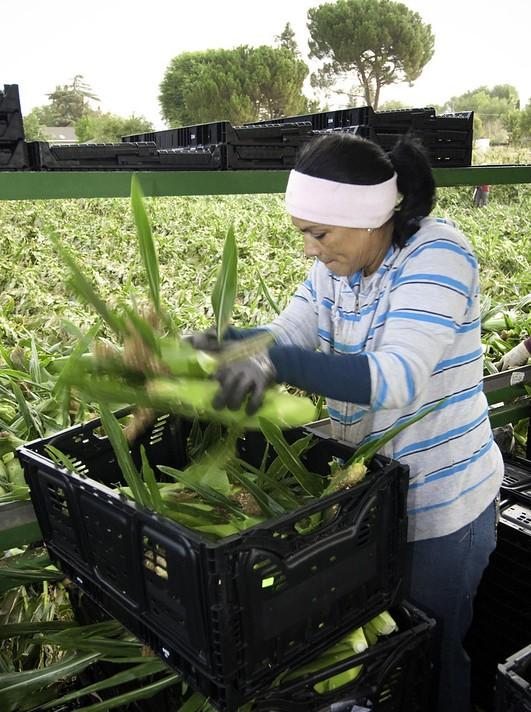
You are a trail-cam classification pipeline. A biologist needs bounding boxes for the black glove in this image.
[213,352,276,415]
[187,326,223,352]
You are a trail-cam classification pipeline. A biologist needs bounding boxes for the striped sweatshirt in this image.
[267,217,503,542]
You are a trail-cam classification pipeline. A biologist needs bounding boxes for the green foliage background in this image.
[0,150,529,349]
[159,45,311,126]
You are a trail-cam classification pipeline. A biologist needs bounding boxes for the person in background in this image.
[473,184,489,206]
[496,337,531,370]
[193,133,503,712]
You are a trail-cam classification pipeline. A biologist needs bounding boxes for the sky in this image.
[2,0,530,129]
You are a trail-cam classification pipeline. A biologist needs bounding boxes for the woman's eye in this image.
[312,233,326,240]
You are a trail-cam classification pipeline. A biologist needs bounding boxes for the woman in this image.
[195,133,503,712]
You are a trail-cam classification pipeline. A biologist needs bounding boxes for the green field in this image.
[0,179,530,350]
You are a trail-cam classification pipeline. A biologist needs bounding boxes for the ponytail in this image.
[389,135,436,248]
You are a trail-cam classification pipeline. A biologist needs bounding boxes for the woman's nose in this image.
[303,234,320,258]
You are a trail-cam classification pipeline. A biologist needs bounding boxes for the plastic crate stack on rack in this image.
[244,105,473,167]
[124,120,316,170]
[18,413,437,711]
[26,140,223,171]
[0,84,29,169]
[495,642,531,712]
[465,453,531,711]
[123,105,474,169]
[1,82,473,172]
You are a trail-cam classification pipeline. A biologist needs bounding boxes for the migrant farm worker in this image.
[192,133,503,712]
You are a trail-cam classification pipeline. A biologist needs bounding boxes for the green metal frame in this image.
[1,164,531,201]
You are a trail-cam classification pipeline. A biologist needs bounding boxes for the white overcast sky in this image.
[2,0,530,129]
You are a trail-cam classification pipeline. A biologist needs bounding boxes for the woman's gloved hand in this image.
[187,326,223,352]
[213,352,276,415]
[496,339,531,371]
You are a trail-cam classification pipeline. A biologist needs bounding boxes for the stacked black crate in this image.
[495,642,531,712]
[18,410,439,711]
[465,456,531,711]
[371,108,474,167]
[26,141,222,170]
[0,84,29,169]
[124,121,315,169]
[223,122,314,169]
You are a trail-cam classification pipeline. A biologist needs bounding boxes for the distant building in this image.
[42,126,77,143]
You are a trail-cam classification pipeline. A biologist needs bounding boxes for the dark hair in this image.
[294,133,436,248]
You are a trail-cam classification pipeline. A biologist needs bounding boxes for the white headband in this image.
[285,170,398,228]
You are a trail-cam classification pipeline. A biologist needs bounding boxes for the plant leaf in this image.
[158,465,247,520]
[258,418,323,496]
[39,659,167,710]
[131,175,160,313]
[49,233,124,335]
[211,225,237,342]
[258,273,282,315]
[98,404,150,507]
[228,467,286,518]
[72,672,181,712]
[0,652,101,712]
[140,444,164,512]
[11,382,43,438]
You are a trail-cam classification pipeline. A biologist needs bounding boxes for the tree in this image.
[22,109,49,141]
[44,75,99,126]
[275,22,300,56]
[443,85,521,142]
[75,112,154,143]
[519,100,531,142]
[307,0,434,109]
[159,45,311,126]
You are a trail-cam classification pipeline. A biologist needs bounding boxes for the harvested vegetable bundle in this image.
[481,294,531,374]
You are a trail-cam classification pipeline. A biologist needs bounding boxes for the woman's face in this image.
[291,216,391,277]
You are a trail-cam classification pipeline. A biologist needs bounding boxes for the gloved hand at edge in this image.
[496,338,531,371]
[186,326,223,352]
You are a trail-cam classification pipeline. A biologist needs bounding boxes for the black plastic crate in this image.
[244,107,374,131]
[253,602,435,712]
[500,500,531,536]
[371,107,435,130]
[0,84,24,142]
[496,643,531,712]
[314,125,375,141]
[428,111,474,131]
[18,413,408,711]
[0,140,29,169]
[502,454,531,491]
[223,143,302,169]
[27,141,222,171]
[123,122,314,151]
[123,122,229,149]
[466,499,531,711]
[226,122,314,146]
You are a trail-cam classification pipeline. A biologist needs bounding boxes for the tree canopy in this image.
[444,84,523,141]
[75,112,153,143]
[307,0,434,109]
[159,45,311,126]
